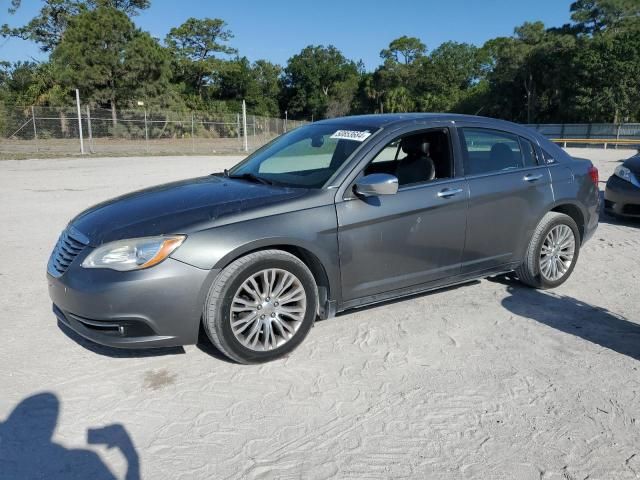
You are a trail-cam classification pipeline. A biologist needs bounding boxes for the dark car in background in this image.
[604,152,640,219]
[47,114,600,363]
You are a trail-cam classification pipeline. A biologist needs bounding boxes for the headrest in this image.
[490,143,513,160]
[401,137,430,156]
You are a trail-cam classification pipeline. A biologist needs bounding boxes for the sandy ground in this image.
[0,149,639,480]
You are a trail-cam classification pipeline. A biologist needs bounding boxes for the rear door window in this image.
[460,128,525,176]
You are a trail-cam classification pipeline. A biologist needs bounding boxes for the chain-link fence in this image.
[4,106,640,157]
[0,105,308,156]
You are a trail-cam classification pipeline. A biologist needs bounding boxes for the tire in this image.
[516,212,580,289]
[203,250,318,364]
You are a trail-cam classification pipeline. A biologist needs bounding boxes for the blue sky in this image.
[0,0,574,70]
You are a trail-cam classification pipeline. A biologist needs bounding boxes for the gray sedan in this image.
[48,114,600,363]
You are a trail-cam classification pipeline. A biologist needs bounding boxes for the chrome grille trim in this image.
[47,226,90,277]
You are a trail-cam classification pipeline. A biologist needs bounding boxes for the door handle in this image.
[523,173,543,182]
[437,188,464,198]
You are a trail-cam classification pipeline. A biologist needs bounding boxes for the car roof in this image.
[315,113,519,129]
[315,113,569,162]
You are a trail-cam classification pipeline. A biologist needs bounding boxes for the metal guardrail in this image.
[550,138,640,149]
[526,123,640,149]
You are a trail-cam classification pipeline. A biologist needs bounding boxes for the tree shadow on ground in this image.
[493,275,640,362]
[0,392,140,480]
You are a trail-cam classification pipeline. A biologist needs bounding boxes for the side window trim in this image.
[517,135,540,167]
[459,126,540,177]
[391,127,456,190]
[353,127,456,189]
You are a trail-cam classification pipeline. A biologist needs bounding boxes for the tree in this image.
[570,32,640,122]
[2,0,86,52]
[89,0,150,15]
[281,45,360,119]
[52,7,171,125]
[570,0,640,34]
[166,18,237,98]
[380,36,426,64]
[215,57,281,116]
[1,0,150,52]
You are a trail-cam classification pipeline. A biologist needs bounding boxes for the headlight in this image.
[614,165,634,183]
[81,235,186,271]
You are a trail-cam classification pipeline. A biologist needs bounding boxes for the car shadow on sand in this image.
[0,392,140,480]
[492,275,640,362]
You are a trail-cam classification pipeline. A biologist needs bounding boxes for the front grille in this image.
[47,227,90,277]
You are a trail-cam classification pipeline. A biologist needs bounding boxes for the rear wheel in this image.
[203,250,318,364]
[516,212,580,289]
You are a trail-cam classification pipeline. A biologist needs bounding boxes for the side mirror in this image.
[354,173,398,197]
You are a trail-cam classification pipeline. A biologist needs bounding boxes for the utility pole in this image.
[75,89,85,154]
[31,106,38,152]
[242,100,248,152]
[86,105,93,153]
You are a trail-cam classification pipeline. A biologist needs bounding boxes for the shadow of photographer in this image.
[0,392,140,480]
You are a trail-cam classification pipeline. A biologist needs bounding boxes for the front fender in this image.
[170,205,342,302]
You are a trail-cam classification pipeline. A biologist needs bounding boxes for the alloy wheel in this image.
[539,224,576,282]
[230,268,307,351]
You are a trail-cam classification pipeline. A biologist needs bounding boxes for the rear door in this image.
[457,126,554,274]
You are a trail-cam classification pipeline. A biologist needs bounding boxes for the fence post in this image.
[144,108,149,153]
[31,106,39,152]
[191,112,195,153]
[237,113,241,148]
[86,105,93,154]
[75,89,85,155]
[615,123,621,150]
[242,100,248,152]
[252,115,256,140]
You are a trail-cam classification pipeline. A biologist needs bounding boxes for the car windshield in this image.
[228,123,379,188]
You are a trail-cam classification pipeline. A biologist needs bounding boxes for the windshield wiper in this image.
[228,172,273,185]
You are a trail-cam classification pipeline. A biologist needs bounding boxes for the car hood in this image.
[70,175,307,245]
[623,154,640,173]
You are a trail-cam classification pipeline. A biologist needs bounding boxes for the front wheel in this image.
[203,250,318,364]
[516,212,580,289]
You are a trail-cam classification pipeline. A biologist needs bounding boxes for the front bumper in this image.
[48,257,215,349]
[604,175,640,218]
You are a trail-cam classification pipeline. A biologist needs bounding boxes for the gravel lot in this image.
[1,149,639,480]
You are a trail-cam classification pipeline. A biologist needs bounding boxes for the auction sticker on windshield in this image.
[330,130,372,142]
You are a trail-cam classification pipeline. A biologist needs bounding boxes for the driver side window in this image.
[364,129,454,187]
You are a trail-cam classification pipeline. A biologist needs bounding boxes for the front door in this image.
[336,128,468,302]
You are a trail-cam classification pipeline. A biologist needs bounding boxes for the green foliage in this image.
[281,45,360,118]
[570,32,640,122]
[361,38,483,114]
[570,0,640,34]
[215,57,281,116]
[1,0,149,52]
[380,36,426,64]
[2,0,640,123]
[166,17,237,98]
[51,7,172,114]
